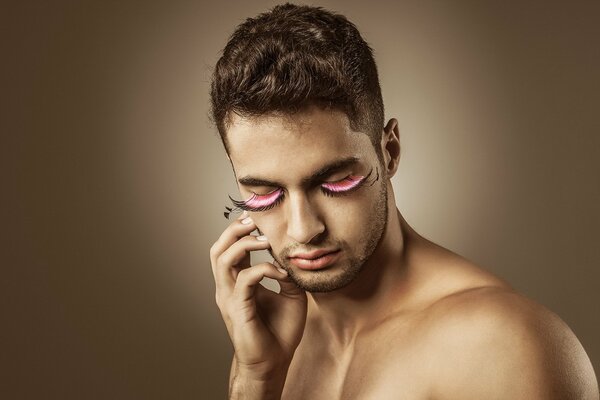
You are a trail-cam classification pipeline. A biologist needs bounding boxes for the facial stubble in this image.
[269,180,388,293]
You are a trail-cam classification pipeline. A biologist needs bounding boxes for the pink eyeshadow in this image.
[245,188,283,208]
[322,175,365,192]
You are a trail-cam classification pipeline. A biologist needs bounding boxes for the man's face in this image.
[226,106,388,292]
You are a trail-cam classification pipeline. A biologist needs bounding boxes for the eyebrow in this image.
[237,156,361,188]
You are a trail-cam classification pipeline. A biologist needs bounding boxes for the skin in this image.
[211,105,599,399]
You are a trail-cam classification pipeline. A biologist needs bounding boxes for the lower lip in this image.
[289,250,341,270]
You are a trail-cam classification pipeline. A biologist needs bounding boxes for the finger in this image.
[210,211,256,264]
[278,274,305,297]
[210,213,257,285]
[233,262,288,304]
[216,235,271,291]
[219,235,270,270]
[272,260,305,297]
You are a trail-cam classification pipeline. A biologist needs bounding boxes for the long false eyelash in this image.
[223,167,380,218]
[224,189,285,218]
[320,166,379,197]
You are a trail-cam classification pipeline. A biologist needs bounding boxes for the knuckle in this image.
[236,267,249,280]
[235,267,255,286]
[240,235,256,244]
[253,263,271,273]
[209,244,219,260]
[231,236,251,249]
[216,253,230,268]
[236,264,267,283]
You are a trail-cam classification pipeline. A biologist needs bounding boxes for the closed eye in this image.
[229,168,374,213]
[229,188,284,212]
[321,175,366,196]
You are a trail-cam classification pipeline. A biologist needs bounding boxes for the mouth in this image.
[288,249,341,271]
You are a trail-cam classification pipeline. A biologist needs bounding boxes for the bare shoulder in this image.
[421,286,599,399]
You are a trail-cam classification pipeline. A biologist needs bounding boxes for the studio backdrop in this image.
[3,0,599,398]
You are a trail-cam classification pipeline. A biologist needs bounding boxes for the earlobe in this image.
[381,118,401,177]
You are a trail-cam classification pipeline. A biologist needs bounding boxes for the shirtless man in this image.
[209,4,598,399]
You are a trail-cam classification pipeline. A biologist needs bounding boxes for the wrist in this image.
[237,357,291,380]
[229,369,288,400]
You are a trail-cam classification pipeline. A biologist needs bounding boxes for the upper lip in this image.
[289,248,339,260]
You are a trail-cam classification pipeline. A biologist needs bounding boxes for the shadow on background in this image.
[3,1,599,398]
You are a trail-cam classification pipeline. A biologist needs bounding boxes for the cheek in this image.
[335,182,377,211]
[251,214,285,246]
[320,193,376,234]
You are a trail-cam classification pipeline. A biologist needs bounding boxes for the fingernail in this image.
[276,266,287,275]
[241,217,253,225]
[256,235,268,241]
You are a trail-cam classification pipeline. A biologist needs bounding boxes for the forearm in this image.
[228,358,289,400]
[229,373,287,400]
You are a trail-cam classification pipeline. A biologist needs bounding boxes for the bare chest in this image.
[281,326,435,400]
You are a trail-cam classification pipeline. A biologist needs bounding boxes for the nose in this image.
[285,193,325,244]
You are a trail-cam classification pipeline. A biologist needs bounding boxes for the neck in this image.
[306,191,420,348]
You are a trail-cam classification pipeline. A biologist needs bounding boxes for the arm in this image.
[228,356,289,400]
[210,212,307,400]
[431,288,599,399]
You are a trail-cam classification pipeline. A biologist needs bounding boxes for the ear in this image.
[380,118,401,178]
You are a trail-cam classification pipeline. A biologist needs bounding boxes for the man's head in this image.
[210,4,400,292]
[225,106,391,292]
[210,3,384,160]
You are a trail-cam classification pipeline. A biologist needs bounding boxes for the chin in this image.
[286,262,362,293]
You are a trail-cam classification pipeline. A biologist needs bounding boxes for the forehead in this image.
[226,107,373,180]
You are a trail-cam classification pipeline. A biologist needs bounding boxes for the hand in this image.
[210,211,308,379]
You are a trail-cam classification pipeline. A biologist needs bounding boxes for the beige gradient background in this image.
[3,0,599,398]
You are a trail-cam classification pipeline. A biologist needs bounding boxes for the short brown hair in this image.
[210,3,384,156]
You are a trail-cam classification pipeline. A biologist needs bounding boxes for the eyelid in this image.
[232,188,285,212]
[324,174,355,184]
[321,175,366,193]
[230,168,374,213]
[251,187,281,197]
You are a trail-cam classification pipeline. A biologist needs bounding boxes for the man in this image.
[209,3,598,399]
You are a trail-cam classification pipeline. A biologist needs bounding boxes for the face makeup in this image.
[244,188,284,208]
[321,175,365,193]
[225,166,379,217]
[227,188,284,213]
